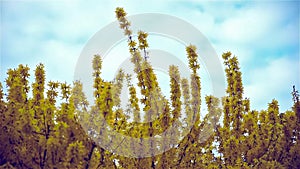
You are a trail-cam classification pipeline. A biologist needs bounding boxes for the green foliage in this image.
[1,7,299,169]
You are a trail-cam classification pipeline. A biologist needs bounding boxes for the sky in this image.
[1,0,299,112]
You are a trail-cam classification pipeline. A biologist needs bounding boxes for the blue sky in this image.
[1,0,299,112]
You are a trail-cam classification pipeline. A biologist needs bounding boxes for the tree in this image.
[1,7,299,169]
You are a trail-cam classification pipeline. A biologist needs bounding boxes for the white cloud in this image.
[38,40,82,82]
[217,6,275,43]
[244,56,300,111]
